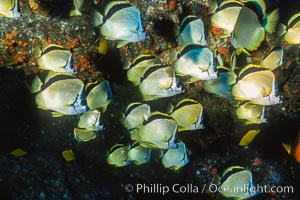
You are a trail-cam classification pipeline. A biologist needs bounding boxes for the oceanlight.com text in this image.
[124,183,294,196]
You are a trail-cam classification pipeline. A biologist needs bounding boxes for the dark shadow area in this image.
[39,0,73,18]
[152,19,177,44]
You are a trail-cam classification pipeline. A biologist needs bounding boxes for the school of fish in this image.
[2,0,300,198]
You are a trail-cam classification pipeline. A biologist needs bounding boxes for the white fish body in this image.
[173,44,218,83]
[178,15,206,46]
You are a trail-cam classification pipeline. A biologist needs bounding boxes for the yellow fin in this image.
[264,8,280,33]
[239,129,261,146]
[98,38,108,55]
[62,149,75,162]
[70,9,82,16]
[10,148,27,157]
[51,111,64,117]
[281,143,291,155]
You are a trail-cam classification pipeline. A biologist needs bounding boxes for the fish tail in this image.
[92,11,103,27]
[276,23,287,37]
[30,76,43,94]
[264,8,280,33]
[70,9,82,16]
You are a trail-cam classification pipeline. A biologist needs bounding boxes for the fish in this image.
[92,1,146,48]
[73,128,96,142]
[77,109,104,131]
[37,44,74,74]
[173,44,218,83]
[31,72,88,117]
[85,80,113,112]
[231,64,281,105]
[10,148,27,157]
[121,102,151,130]
[236,102,267,125]
[177,15,206,46]
[138,65,184,101]
[125,54,161,86]
[282,128,300,162]
[203,66,237,99]
[219,166,257,199]
[161,141,189,170]
[211,0,244,37]
[231,6,265,53]
[239,129,261,146]
[260,46,284,70]
[62,149,75,162]
[107,144,130,167]
[231,2,279,53]
[170,98,204,131]
[127,142,151,165]
[131,111,178,149]
[70,0,84,16]
[0,0,21,18]
[277,12,300,45]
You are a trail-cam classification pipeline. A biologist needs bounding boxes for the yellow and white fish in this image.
[77,109,104,131]
[125,54,161,86]
[231,1,279,53]
[85,80,113,112]
[31,72,88,117]
[219,166,257,199]
[138,65,184,101]
[121,102,150,131]
[211,0,244,37]
[37,44,74,74]
[92,1,146,48]
[173,44,218,83]
[177,15,206,46]
[0,0,21,18]
[131,111,178,149]
[161,141,189,171]
[107,144,130,167]
[231,64,281,105]
[170,98,204,131]
[127,142,151,165]
[277,12,300,45]
[236,102,267,124]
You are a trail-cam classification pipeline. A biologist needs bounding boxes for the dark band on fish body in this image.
[287,15,300,29]
[180,16,198,33]
[85,81,100,96]
[178,44,204,59]
[217,67,230,73]
[143,113,173,125]
[237,67,267,82]
[174,100,198,110]
[41,74,75,90]
[217,1,243,12]
[140,65,164,82]
[103,3,133,23]
[41,45,67,56]
[244,1,264,24]
[130,141,140,149]
[125,103,143,116]
[131,55,157,68]
[220,168,246,184]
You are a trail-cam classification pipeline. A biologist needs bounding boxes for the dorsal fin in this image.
[104,3,132,22]
[177,44,204,59]
[180,15,198,33]
[42,45,66,56]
